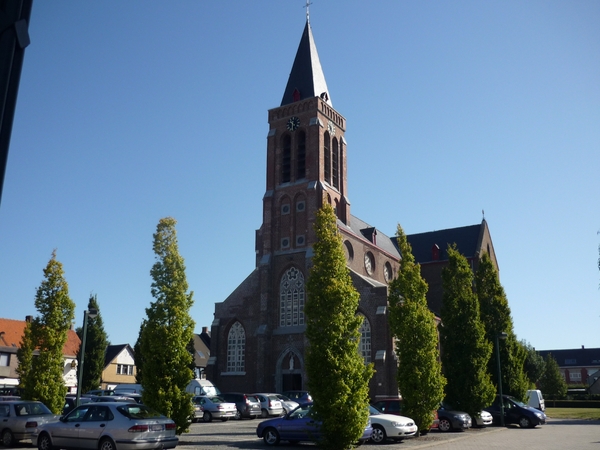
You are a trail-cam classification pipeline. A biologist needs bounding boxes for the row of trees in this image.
[16,217,197,435]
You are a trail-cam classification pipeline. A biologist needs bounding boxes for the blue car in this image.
[484,395,547,428]
[256,403,372,446]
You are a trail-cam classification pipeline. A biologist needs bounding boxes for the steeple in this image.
[281,20,331,107]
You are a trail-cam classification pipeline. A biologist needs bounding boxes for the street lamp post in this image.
[495,331,508,427]
[75,307,98,407]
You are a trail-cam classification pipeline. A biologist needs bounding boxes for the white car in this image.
[473,409,493,427]
[369,405,417,444]
[275,394,299,414]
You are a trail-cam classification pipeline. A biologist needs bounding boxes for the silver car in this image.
[274,394,299,414]
[34,402,178,450]
[192,395,236,422]
[0,400,59,447]
[252,393,284,418]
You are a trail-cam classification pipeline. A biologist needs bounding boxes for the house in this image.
[538,346,600,387]
[192,327,211,379]
[100,344,136,389]
[0,316,80,393]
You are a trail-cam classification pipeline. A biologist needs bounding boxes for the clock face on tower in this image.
[327,120,336,135]
[287,116,300,131]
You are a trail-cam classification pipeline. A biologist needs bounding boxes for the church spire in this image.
[280,19,331,107]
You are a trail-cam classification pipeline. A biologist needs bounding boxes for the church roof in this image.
[281,20,331,107]
[339,215,401,259]
[406,222,485,263]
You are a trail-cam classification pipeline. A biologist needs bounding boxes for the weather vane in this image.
[304,0,312,23]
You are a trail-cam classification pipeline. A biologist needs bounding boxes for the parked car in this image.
[472,409,493,427]
[91,395,137,403]
[192,395,237,422]
[63,395,96,415]
[274,394,299,414]
[33,401,178,450]
[0,400,59,447]
[437,402,471,432]
[484,395,547,428]
[252,393,284,418]
[369,404,417,444]
[281,390,312,403]
[371,397,439,433]
[526,389,545,411]
[256,402,372,446]
[86,389,116,396]
[221,392,262,420]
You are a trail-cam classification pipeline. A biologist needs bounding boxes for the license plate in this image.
[150,425,164,431]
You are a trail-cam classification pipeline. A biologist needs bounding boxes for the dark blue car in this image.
[484,395,547,428]
[256,402,372,446]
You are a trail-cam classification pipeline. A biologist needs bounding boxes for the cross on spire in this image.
[304,0,312,23]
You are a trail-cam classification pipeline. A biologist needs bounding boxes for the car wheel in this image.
[263,427,280,446]
[37,433,54,450]
[261,408,269,418]
[203,411,213,423]
[519,416,532,428]
[221,417,229,422]
[438,418,452,432]
[370,424,387,444]
[1,429,14,447]
[99,437,116,450]
[234,409,242,420]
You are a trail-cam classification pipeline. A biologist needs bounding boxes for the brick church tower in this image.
[207,18,401,398]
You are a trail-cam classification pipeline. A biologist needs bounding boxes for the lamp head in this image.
[87,308,98,319]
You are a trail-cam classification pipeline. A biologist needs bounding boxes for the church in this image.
[206,18,498,399]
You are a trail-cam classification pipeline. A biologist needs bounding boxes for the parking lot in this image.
[176,417,600,450]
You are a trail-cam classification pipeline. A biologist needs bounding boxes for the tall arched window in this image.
[282,135,291,183]
[296,131,306,180]
[324,132,331,184]
[227,322,245,372]
[280,267,305,327]
[332,138,339,189]
[358,314,371,364]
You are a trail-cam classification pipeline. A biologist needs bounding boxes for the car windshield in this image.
[508,397,527,408]
[117,404,163,419]
[15,402,52,416]
[203,386,220,396]
[209,396,226,403]
[289,404,312,419]
[369,405,382,415]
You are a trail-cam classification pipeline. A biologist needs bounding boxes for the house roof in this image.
[406,222,484,263]
[0,317,80,356]
[538,347,600,368]
[104,344,133,367]
[281,19,331,107]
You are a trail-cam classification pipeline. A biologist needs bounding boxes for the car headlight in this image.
[459,414,468,420]
[535,412,543,419]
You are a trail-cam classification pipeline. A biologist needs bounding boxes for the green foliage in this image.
[475,254,528,400]
[521,340,546,386]
[134,322,145,384]
[539,354,568,398]
[76,294,109,393]
[388,225,446,433]
[305,204,373,450]
[440,245,495,419]
[138,217,195,435]
[16,250,75,414]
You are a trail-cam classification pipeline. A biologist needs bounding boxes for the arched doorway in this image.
[276,349,303,393]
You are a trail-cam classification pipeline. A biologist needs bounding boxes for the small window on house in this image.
[0,353,9,366]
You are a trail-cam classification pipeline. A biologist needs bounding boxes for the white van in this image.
[186,378,220,397]
[526,389,545,411]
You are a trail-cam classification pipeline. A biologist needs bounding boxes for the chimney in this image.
[432,244,440,261]
[582,345,585,349]
[202,327,208,334]
[25,315,33,323]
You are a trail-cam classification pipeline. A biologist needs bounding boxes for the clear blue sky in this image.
[1,1,598,351]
